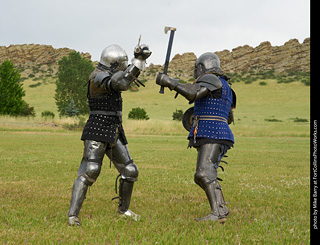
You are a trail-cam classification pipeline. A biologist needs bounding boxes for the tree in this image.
[0,59,25,115]
[55,51,94,117]
[65,98,79,117]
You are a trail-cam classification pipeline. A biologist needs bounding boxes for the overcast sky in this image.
[1,0,310,65]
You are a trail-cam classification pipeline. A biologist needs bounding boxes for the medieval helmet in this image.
[194,52,220,78]
[99,44,128,72]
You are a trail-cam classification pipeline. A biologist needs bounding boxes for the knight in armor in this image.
[68,43,151,226]
[156,52,236,223]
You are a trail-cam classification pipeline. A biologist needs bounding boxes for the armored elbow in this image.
[110,64,141,92]
[110,71,130,91]
[174,83,208,103]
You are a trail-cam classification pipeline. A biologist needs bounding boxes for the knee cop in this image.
[194,169,217,190]
[121,159,139,182]
[194,159,218,191]
[194,143,223,190]
[77,158,102,186]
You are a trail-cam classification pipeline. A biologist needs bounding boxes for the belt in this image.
[90,110,122,116]
[90,110,122,122]
[197,115,228,124]
[192,115,228,144]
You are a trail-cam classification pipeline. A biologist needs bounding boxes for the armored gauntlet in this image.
[132,44,152,71]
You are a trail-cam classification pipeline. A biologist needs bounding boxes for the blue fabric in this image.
[188,77,234,143]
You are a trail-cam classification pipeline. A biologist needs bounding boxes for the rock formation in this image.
[0,38,310,80]
[0,44,91,66]
[216,38,310,73]
[0,44,91,78]
[147,37,310,79]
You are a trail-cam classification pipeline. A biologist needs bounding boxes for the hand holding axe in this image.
[159,26,177,94]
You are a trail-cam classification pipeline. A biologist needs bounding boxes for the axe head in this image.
[164,26,177,34]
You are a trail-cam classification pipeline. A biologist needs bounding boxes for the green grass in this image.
[19,76,310,137]
[0,132,310,243]
[22,78,58,117]
[0,75,310,243]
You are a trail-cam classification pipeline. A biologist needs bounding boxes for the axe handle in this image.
[159,30,175,94]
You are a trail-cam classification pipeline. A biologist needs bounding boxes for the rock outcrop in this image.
[216,38,310,73]
[147,37,310,79]
[0,44,91,78]
[0,38,310,80]
[0,44,91,66]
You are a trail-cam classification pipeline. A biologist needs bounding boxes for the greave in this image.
[118,178,134,214]
[204,180,229,218]
[68,177,88,217]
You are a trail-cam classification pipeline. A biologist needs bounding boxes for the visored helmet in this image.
[99,44,128,72]
[194,52,220,78]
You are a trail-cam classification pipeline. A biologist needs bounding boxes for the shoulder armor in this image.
[93,71,111,88]
[196,74,222,92]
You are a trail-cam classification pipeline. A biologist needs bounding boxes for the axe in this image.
[159,26,177,94]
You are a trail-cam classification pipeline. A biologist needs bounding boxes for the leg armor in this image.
[194,143,229,221]
[68,176,88,225]
[106,138,139,214]
[77,140,107,185]
[68,140,107,224]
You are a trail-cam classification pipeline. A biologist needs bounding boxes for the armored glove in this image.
[156,73,209,103]
[132,44,152,71]
[156,73,179,90]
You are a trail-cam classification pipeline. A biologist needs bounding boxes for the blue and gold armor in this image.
[156,52,235,222]
[188,77,234,144]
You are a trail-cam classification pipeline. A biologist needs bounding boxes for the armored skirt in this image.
[81,113,127,144]
[81,89,128,145]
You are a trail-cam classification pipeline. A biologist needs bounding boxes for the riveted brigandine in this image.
[68,42,151,226]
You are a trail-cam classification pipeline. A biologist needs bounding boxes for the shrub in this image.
[29,82,42,88]
[290,117,308,123]
[19,102,36,117]
[264,118,282,122]
[301,78,310,86]
[41,111,55,119]
[172,109,184,121]
[128,107,149,120]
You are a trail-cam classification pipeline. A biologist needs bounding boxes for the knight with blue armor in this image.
[156,52,236,223]
[68,43,151,226]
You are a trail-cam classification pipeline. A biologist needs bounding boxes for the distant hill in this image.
[0,44,91,79]
[0,38,310,80]
[216,38,310,73]
[147,38,310,79]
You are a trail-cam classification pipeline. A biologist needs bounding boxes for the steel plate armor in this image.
[68,43,151,226]
[156,52,235,223]
[99,44,128,72]
[194,52,221,78]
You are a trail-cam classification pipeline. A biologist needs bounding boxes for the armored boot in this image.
[68,176,88,226]
[196,180,229,223]
[117,178,140,221]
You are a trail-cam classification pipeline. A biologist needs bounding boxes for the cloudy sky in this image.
[1,0,310,65]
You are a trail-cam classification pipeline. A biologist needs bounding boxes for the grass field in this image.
[0,75,310,243]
